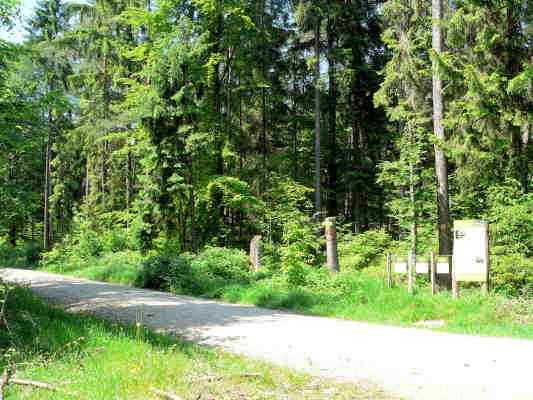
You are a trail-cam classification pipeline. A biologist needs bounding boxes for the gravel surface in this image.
[2,268,533,400]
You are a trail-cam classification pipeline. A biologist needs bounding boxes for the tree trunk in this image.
[432,0,452,273]
[250,235,262,272]
[188,155,198,253]
[314,18,322,217]
[327,16,338,217]
[213,12,224,176]
[409,158,417,294]
[10,223,16,247]
[325,217,339,272]
[43,132,52,251]
[85,155,90,199]
[521,120,530,193]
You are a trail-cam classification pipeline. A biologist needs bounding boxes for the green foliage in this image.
[128,247,252,296]
[190,247,251,293]
[278,214,320,286]
[0,237,41,268]
[485,181,533,256]
[198,177,264,246]
[41,212,141,271]
[339,229,392,270]
[491,254,533,298]
[136,254,196,293]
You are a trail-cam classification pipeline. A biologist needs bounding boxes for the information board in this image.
[394,259,408,274]
[436,256,451,274]
[452,220,489,282]
[416,261,429,274]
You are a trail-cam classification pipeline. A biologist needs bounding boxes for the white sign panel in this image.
[416,261,429,274]
[394,260,408,274]
[452,220,489,282]
[436,257,451,274]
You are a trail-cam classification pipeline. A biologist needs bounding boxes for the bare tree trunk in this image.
[43,132,52,251]
[212,10,224,176]
[85,155,90,199]
[250,235,262,272]
[432,0,452,274]
[187,155,198,253]
[325,217,339,272]
[327,16,338,217]
[9,222,16,247]
[126,141,132,211]
[314,18,322,217]
[521,121,530,192]
[409,158,417,294]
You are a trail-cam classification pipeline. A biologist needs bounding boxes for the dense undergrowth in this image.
[0,283,381,399]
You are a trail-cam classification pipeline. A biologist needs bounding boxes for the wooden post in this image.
[452,259,459,298]
[408,251,414,294]
[249,235,262,272]
[482,224,490,295]
[325,217,339,272]
[430,251,437,295]
[386,253,392,288]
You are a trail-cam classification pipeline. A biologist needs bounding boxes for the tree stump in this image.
[249,235,262,272]
[325,217,339,272]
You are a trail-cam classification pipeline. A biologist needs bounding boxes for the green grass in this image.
[39,251,533,340]
[0,285,391,400]
[43,250,145,285]
[216,277,533,338]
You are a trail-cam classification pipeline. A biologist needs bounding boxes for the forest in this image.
[0,0,532,304]
[1,1,532,398]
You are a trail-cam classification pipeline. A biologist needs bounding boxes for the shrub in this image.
[278,215,320,286]
[486,182,533,256]
[0,238,41,268]
[24,241,41,265]
[339,229,392,270]
[136,255,196,293]
[100,228,128,253]
[191,247,251,286]
[491,254,533,298]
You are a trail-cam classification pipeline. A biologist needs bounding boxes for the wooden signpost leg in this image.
[408,251,414,294]
[430,251,437,295]
[452,260,459,298]
[481,281,488,295]
[386,253,392,289]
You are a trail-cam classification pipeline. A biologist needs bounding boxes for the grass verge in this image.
[0,284,392,400]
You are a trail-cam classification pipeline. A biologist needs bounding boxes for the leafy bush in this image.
[24,241,41,264]
[100,228,129,253]
[136,254,196,293]
[191,247,251,292]
[491,254,533,298]
[279,216,320,286]
[0,237,41,268]
[339,229,392,270]
[486,183,533,256]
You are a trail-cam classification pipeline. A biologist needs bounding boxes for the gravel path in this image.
[2,268,532,400]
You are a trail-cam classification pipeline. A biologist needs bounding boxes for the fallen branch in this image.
[236,373,262,379]
[193,372,262,383]
[149,387,184,400]
[10,378,58,391]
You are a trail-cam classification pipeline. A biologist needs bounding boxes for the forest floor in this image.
[2,268,533,400]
